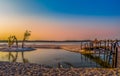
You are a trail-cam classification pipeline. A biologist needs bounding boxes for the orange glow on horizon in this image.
[0,16,119,40]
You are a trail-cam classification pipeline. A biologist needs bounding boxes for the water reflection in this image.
[0,49,102,68]
[7,52,29,63]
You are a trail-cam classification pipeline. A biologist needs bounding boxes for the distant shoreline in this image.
[0,40,91,43]
[0,39,119,43]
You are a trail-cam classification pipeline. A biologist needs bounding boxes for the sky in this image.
[0,0,120,40]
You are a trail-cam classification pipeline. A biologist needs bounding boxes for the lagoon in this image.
[0,48,101,68]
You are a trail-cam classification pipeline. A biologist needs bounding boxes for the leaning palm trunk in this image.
[13,36,18,48]
[22,38,25,48]
[22,30,31,48]
[15,38,18,48]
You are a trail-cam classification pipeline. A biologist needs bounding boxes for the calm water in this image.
[0,42,119,68]
[0,42,120,46]
[0,49,101,68]
[0,42,83,46]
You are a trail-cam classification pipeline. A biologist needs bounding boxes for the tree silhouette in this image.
[8,35,18,48]
[22,30,31,48]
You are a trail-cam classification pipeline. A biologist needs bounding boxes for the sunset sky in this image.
[0,0,120,40]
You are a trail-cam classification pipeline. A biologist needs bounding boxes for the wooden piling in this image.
[80,42,82,50]
[114,46,118,68]
[81,39,119,68]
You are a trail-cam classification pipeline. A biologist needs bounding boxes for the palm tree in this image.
[22,30,31,48]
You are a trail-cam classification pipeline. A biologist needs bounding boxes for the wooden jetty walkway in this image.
[80,39,120,68]
[61,39,120,68]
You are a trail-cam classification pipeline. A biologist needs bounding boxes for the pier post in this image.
[103,40,106,62]
[98,41,100,57]
[80,42,82,50]
[100,41,101,48]
[112,50,115,67]
[105,40,107,50]
[114,46,118,68]
[106,40,109,64]
[111,40,118,68]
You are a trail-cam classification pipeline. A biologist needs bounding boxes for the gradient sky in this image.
[0,0,120,40]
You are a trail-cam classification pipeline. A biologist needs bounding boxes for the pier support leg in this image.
[115,48,118,68]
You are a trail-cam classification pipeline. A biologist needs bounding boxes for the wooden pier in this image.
[80,39,120,68]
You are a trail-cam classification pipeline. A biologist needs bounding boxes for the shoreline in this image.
[0,61,119,76]
[0,45,120,75]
